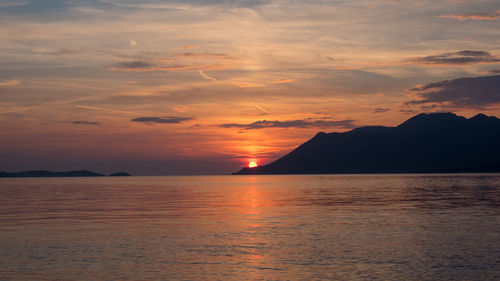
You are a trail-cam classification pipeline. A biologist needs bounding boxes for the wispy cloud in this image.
[254,104,270,114]
[114,61,153,70]
[236,78,293,88]
[33,48,79,56]
[0,0,28,8]
[174,45,198,50]
[172,106,188,112]
[218,119,356,130]
[0,97,91,115]
[110,63,232,72]
[177,52,229,59]
[199,70,216,80]
[271,79,293,84]
[131,116,193,124]
[440,10,500,21]
[75,105,137,114]
[237,83,266,88]
[0,79,20,86]
[409,50,500,65]
[373,108,390,114]
[485,69,500,74]
[128,38,137,47]
[72,120,99,125]
[0,106,35,114]
[100,0,269,9]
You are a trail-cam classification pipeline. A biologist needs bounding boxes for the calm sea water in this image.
[0,174,499,280]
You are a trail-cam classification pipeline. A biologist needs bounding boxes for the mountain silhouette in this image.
[0,170,105,178]
[108,172,131,177]
[234,113,500,174]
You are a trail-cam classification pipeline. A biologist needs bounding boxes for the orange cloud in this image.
[128,38,137,47]
[176,52,230,59]
[0,79,20,86]
[109,63,234,72]
[199,70,216,81]
[156,59,174,64]
[173,106,188,112]
[173,45,198,50]
[235,79,294,88]
[237,83,266,88]
[440,10,500,21]
[271,79,293,84]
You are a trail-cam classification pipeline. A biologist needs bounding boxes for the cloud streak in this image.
[110,63,232,72]
[410,50,500,65]
[75,105,137,114]
[72,120,99,125]
[33,48,78,56]
[485,69,500,74]
[271,79,293,84]
[440,10,500,21]
[0,106,35,114]
[128,38,137,47]
[174,45,198,50]
[178,52,229,59]
[254,104,270,114]
[131,116,193,124]
[199,70,216,80]
[218,119,356,130]
[114,61,153,69]
[0,0,28,8]
[0,79,20,86]
[373,108,390,114]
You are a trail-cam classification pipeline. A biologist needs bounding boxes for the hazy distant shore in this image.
[0,170,131,178]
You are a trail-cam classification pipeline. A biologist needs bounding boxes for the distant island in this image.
[0,170,132,178]
[234,112,500,175]
[108,172,131,177]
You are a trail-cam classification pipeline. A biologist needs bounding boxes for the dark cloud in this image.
[419,104,439,110]
[486,69,500,74]
[218,119,356,130]
[72,120,99,125]
[405,75,500,108]
[372,108,390,114]
[115,61,153,69]
[131,116,193,124]
[411,50,500,65]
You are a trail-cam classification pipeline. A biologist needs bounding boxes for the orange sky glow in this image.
[1,0,500,174]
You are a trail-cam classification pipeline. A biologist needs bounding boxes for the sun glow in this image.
[248,161,258,168]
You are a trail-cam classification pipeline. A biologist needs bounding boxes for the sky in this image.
[1,0,500,175]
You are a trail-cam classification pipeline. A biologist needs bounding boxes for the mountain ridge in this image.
[234,112,500,175]
[0,170,133,178]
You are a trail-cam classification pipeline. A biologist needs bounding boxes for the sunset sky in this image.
[1,0,500,175]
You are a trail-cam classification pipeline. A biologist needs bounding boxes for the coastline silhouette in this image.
[0,170,132,178]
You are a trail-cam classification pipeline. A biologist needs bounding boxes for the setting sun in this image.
[248,161,258,168]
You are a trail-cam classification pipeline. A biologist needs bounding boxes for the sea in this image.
[0,174,499,280]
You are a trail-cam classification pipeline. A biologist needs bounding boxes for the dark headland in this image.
[234,112,500,175]
[0,170,132,178]
[0,170,105,178]
[108,172,131,177]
